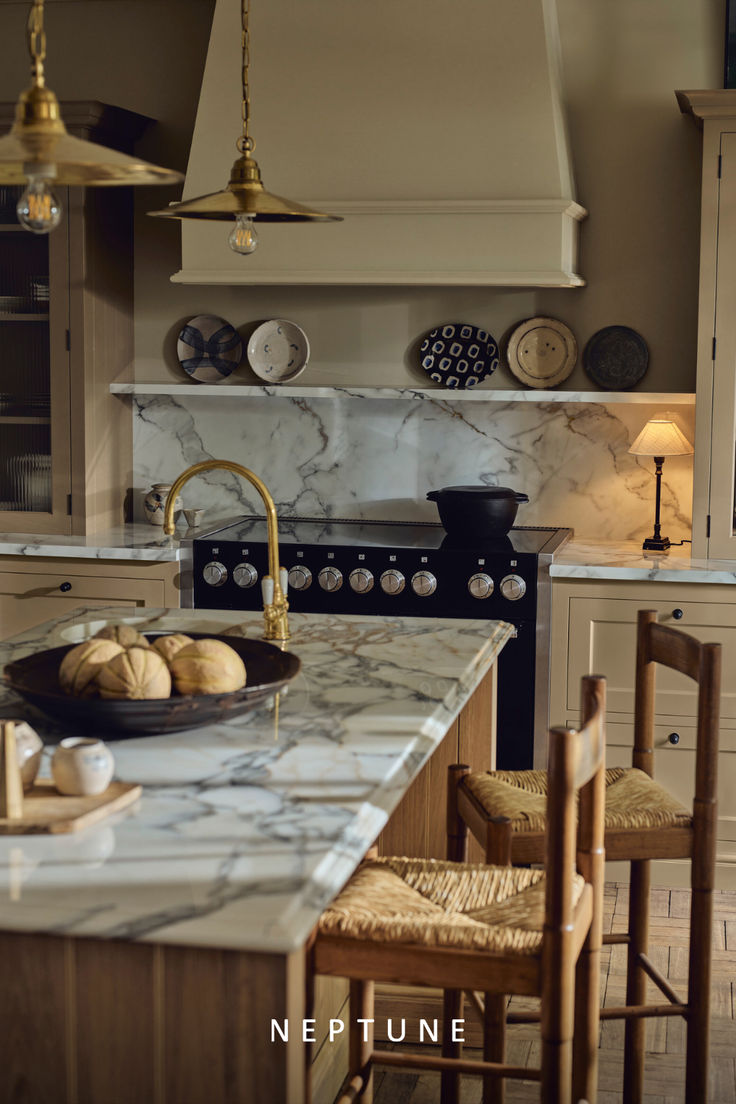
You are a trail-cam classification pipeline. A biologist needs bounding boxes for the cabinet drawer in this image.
[567,596,736,720]
[0,571,166,642]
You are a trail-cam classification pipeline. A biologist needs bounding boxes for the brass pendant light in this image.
[0,0,183,235]
[148,0,341,254]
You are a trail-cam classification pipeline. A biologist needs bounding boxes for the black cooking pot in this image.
[427,485,529,538]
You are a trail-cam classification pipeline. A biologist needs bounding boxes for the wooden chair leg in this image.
[447,764,470,862]
[304,940,315,1104]
[485,816,513,865]
[541,995,574,1104]
[348,979,374,1103]
[623,859,650,1104]
[572,933,600,1104]
[482,993,506,1104]
[441,987,464,1104]
[685,884,714,1102]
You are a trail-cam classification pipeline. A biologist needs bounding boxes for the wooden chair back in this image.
[542,675,606,1100]
[634,609,722,814]
[544,674,606,940]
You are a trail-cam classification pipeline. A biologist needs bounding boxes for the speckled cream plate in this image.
[505,316,577,389]
[247,319,310,383]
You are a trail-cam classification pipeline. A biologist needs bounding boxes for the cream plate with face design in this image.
[247,319,310,383]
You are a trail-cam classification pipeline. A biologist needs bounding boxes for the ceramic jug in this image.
[143,483,183,526]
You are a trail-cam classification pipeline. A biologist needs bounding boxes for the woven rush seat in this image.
[465,765,691,833]
[318,856,585,954]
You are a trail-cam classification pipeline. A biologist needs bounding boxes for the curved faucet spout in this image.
[163,459,289,641]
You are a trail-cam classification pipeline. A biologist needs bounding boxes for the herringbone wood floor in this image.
[372,882,736,1103]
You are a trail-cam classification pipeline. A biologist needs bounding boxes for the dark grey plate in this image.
[583,326,649,390]
[3,633,301,738]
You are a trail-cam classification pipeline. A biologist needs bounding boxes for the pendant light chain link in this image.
[240,0,254,154]
[27,0,47,87]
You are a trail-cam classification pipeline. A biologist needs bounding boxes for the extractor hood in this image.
[171,0,586,287]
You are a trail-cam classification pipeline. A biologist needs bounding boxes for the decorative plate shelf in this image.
[110,382,696,405]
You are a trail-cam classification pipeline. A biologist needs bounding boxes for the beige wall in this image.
[0,0,725,392]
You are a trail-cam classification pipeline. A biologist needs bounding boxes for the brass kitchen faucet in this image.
[164,460,289,641]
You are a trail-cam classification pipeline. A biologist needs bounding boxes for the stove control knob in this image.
[349,568,374,594]
[318,566,343,592]
[500,574,526,601]
[233,562,258,589]
[288,565,313,591]
[468,572,494,599]
[203,561,228,588]
[380,569,406,595]
[411,570,437,597]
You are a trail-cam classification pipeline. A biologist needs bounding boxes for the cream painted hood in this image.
[171,0,586,286]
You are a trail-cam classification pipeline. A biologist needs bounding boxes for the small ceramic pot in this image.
[51,738,115,797]
[10,720,43,792]
[143,483,183,526]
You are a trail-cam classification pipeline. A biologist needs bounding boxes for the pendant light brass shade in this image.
[148,0,340,244]
[0,1,182,189]
[0,87,182,186]
[149,150,338,222]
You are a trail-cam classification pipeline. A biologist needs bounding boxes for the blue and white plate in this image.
[177,314,242,383]
[419,323,499,389]
[247,319,310,383]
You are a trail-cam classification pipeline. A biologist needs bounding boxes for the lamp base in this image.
[642,535,670,552]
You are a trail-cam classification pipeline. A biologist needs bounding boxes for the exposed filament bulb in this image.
[229,213,258,254]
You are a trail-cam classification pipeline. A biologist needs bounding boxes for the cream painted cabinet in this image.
[678,91,736,558]
[551,578,736,886]
[0,557,181,641]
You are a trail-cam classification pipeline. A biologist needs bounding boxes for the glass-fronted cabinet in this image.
[0,101,153,537]
[0,183,72,531]
[678,91,736,559]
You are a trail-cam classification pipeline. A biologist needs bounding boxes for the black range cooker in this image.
[191,518,572,770]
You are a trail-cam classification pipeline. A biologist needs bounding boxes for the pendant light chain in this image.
[27,0,46,87]
[239,0,254,154]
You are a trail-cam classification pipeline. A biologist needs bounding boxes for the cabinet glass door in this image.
[0,185,71,534]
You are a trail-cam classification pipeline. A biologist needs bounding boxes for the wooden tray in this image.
[0,779,142,835]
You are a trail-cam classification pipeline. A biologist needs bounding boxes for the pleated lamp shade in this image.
[629,418,693,457]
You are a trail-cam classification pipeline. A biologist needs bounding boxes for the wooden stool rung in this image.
[600,1003,687,1021]
[372,1048,541,1081]
[638,951,686,1005]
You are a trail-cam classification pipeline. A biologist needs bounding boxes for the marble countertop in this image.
[0,606,512,954]
[551,539,736,584]
[0,524,188,562]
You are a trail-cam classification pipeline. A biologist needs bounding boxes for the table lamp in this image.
[629,416,693,551]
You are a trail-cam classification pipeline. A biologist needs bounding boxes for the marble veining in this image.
[0,524,185,561]
[131,393,693,542]
[552,539,736,584]
[0,607,512,953]
[110,381,696,404]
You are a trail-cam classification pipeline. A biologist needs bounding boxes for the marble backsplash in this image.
[132,393,693,541]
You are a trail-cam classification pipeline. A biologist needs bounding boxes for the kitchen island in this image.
[0,606,512,1104]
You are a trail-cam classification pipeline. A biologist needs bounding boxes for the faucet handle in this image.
[261,576,274,605]
[280,567,288,597]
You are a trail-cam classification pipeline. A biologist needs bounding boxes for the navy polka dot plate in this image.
[419,323,499,389]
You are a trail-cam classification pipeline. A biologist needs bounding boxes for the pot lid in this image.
[427,486,529,501]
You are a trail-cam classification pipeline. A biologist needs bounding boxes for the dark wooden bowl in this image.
[3,633,301,738]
